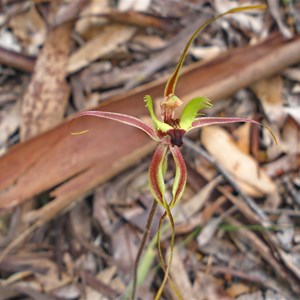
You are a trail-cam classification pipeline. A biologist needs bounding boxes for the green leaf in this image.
[164,4,267,98]
[179,97,212,130]
[144,95,172,132]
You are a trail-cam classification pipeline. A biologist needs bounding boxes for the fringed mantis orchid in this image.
[72,5,276,300]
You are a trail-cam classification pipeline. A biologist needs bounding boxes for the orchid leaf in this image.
[148,144,168,206]
[179,96,213,131]
[170,146,187,208]
[70,110,160,141]
[164,4,267,98]
[144,95,172,132]
[190,116,278,144]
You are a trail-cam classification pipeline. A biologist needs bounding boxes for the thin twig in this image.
[263,207,300,217]
[0,46,35,72]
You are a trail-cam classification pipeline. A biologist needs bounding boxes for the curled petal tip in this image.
[70,129,90,136]
[264,125,278,145]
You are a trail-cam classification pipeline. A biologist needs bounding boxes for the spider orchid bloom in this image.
[71,5,277,299]
[72,93,276,210]
[71,4,273,211]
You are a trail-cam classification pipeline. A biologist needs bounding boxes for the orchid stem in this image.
[157,212,183,300]
[154,204,177,300]
[131,199,158,300]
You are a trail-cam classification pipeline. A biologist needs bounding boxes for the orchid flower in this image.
[72,5,276,300]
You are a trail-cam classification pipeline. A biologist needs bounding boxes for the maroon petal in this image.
[148,144,168,206]
[190,117,277,144]
[170,146,187,208]
[71,111,160,141]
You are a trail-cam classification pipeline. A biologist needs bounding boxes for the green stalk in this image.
[154,203,176,300]
[157,212,183,300]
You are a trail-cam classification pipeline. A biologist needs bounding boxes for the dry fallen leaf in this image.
[85,267,119,300]
[233,122,251,154]
[282,116,300,154]
[251,76,286,126]
[283,67,300,82]
[189,45,224,61]
[118,0,152,12]
[0,102,20,153]
[168,247,197,300]
[278,250,300,281]
[111,223,137,274]
[201,126,276,197]
[131,34,167,51]
[9,6,46,55]
[226,283,251,298]
[265,289,288,300]
[18,258,72,292]
[197,217,223,248]
[267,0,293,39]
[20,21,72,141]
[193,271,233,300]
[284,106,300,125]
[75,0,109,38]
[67,24,136,73]
[178,176,222,222]
[236,290,264,300]
[214,0,265,34]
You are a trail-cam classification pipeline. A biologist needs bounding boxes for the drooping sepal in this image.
[144,95,172,133]
[190,116,278,144]
[148,144,168,207]
[179,97,212,131]
[70,110,160,141]
[164,4,266,98]
[169,146,187,208]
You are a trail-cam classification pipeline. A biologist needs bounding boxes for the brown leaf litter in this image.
[0,1,300,299]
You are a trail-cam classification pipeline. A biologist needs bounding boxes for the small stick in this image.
[0,47,35,72]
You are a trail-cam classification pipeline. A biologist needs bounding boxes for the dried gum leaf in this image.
[118,0,152,12]
[75,0,110,38]
[282,117,300,154]
[67,24,136,73]
[233,122,251,154]
[20,22,72,140]
[168,247,197,300]
[226,283,251,298]
[9,6,46,55]
[0,102,20,149]
[201,126,276,197]
[251,76,286,126]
